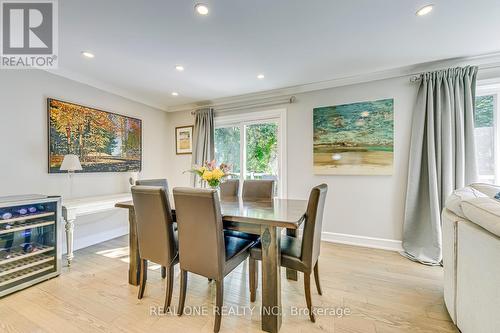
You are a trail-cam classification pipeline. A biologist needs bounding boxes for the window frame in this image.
[475,84,500,184]
[215,108,288,198]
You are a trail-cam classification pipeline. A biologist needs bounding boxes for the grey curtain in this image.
[402,66,478,265]
[191,107,215,187]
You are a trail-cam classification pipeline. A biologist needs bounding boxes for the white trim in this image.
[43,52,500,113]
[321,231,403,252]
[215,108,288,198]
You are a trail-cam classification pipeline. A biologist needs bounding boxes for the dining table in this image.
[116,196,308,333]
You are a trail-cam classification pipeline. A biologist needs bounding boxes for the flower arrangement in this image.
[187,160,231,189]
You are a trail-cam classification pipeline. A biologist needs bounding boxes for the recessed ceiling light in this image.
[172,92,179,96]
[175,65,185,71]
[81,51,95,58]
[257,74,265,79]
[416,4,434,16]
[195,3,209,15]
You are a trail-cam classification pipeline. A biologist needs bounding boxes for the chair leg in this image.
[177,270,188,316]
[313,261,323,296]
[163,266,174,312]
[138,259,147,299]
[161,266,166,279]
[249,258,258,302]
[304,273,315,323]
[214,280,224,333]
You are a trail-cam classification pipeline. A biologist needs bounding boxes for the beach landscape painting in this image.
[48,99,142,173]
[313,98,394,175]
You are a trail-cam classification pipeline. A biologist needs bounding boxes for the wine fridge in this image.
[0,195,61,297]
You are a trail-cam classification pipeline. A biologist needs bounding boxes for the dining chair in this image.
[173,187,255,333]
[242,179,275,201]
[219,179,239,199]
[135,178,176,279]
[249,184,328,322]
[131,185,178,312]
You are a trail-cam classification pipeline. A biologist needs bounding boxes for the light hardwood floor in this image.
[0,236,458,333]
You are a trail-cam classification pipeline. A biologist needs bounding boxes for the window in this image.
[475,85,499,184]
[214,109,287,197]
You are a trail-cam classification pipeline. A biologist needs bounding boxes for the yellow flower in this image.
[202,170,213,181]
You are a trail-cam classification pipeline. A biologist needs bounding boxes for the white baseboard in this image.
[321,231,403,252]
[62,226,129,253]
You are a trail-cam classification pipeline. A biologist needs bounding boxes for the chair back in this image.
[242,179,274,201]
[131,186,177,266]
[220,179,239,199]
[301,184,328,272]
[173,187,225,280]
[135,179,174,222]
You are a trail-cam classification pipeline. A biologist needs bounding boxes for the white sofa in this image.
[442,183,500,333]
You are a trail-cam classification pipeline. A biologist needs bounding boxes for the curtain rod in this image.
[190,96,296,115]
[409,63,500,82]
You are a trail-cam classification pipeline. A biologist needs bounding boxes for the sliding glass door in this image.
[215,110,286,197]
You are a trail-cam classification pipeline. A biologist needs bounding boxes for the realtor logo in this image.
[1,0,58,68]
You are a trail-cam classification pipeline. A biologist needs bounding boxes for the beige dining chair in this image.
[135,178,176,278]
[219,179,239,199]
[249,184,328,322]
[131,186,179,312]
[242,179,274,201]
[173,187,255,333]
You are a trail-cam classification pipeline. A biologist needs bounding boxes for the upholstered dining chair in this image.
[219,178,239,199]
[242,179,274,201]
[249,184,328,322]
[173,187,255,333]
[135,178,176,278]
[131,186,179,312]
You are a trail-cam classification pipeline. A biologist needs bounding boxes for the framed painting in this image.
[48,98,142,173]
[176,125,194,155]
[313,98,394,175]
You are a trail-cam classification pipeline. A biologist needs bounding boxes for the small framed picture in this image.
[176,126,194,155]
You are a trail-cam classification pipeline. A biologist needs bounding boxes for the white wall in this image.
[286,77,415,247]
[167,76,417,249]
[165,110,195,188]
[0,70,170,250]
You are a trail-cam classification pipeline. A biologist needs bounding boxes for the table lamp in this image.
[60,154,82,198]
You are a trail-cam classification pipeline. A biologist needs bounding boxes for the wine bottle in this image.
[1,210,12,220]
[28,207,37,213]
[14,208,28,215]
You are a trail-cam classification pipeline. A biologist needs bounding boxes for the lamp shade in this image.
[60,154,82,172]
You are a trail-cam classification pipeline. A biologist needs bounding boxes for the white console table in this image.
[62,193,132,266]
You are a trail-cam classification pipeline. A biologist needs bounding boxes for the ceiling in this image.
[54,0,500,110]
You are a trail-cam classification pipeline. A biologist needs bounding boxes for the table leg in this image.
[260,225,282,333]
[64,218,75,267]
[128,208,140,286]
[285,228,298,281]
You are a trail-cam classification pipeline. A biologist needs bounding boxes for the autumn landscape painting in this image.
[313,99,394,175]
[48,99,142,173]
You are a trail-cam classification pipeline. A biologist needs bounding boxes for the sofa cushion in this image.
[470,183,500,198]
[462,197,500,238]
[446,187,487,219]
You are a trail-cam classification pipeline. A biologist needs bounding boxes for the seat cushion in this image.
[224,236,254,261]
[223,235,253,276]
[446,186,487,219]
[250,235,306,272]
[224,230,260,242]
[462,197,500,237]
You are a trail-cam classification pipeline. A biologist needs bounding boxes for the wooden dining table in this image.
[116,197,308,333]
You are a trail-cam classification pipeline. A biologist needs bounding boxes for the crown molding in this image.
[45,51,500,113]
[168,51,500,113]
